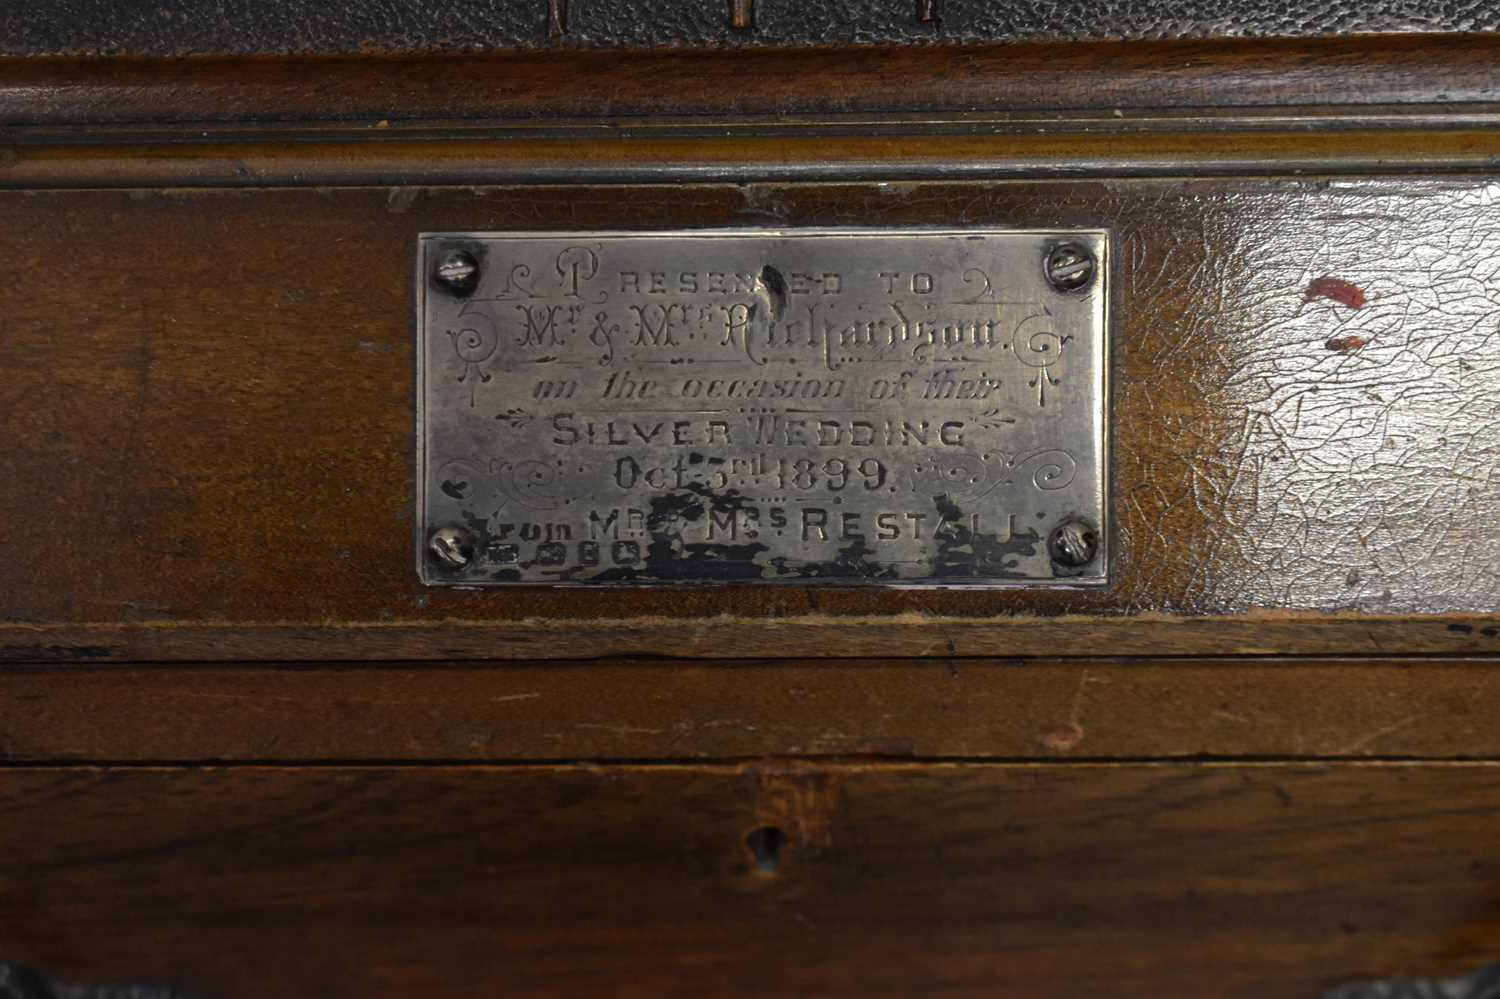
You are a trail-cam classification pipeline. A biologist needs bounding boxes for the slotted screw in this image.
[1045,243,1095,292]
[434,249,480,294]
[1048,519,1099,567]
[428,526,475,570]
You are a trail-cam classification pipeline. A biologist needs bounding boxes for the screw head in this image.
[428,526,475,570]
[433,249,480,294]
[1048,519,1099,567]
[1045,242,1095,292]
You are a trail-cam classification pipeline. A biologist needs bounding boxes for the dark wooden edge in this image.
[1,35,1497,126]
[3,656,1498,763]
[5,614,1499,663]
[7,125,1500,187]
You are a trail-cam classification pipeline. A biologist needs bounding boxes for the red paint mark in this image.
[1306,276,1366,309]
[1325,335,1367,353]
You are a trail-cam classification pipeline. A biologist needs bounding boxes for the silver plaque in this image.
[417,229,1109,586]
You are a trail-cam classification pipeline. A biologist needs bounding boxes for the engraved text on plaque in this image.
[417,229,1108,586]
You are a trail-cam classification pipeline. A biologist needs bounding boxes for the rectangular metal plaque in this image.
[417,229,1108,586]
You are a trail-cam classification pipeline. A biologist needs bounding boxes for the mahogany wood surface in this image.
[2,657,1500,763]
[3,36,1499,126]
[5,761,1500,998]
[8,122,1500,188]
[3,177,1499,660]
[3,33,1499,997]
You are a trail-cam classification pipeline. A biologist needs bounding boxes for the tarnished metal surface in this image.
[0,959,192,999]
[1325,964,1500,999]
[418,229,1108,586]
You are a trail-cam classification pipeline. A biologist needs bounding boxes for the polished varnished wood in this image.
[5,658,1500,763]
[9,120,1500,188]
[2,36,1498,126]
[5,762,1500,997]
[3,25,1498,997]
[3,178,1499,659]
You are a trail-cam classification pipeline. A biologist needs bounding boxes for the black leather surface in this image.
[0,0,1494,56]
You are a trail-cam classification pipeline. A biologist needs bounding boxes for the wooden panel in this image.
[5,762,1500,997]
[4,177,1500,659]
[3,177,1500,659]
[3,36,1499,126]
[5,657,1500,763]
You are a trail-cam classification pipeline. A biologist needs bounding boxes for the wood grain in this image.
[8,617,1500,662]
[9,123,1500,188]
[2,29,1496,999]
[4,658,1500,763]
[3,36,1498,125]
[5,762,1500,997]
[3,177,1499,659]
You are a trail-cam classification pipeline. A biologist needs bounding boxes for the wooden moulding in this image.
[3,175,1500,660]
[1,35,1499,125]
[5,761,1500,997]
[4,657,1500,763]
[9,124,1500,188]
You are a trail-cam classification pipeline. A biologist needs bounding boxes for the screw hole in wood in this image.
[745,825,784,874]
